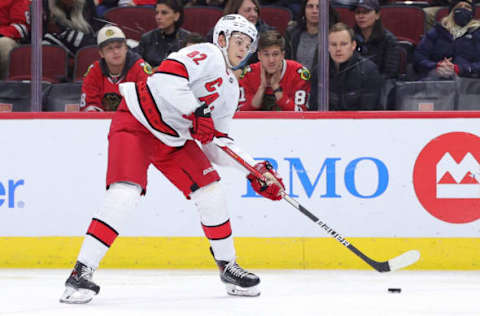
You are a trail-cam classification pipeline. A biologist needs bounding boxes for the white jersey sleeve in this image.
[120,43,240,147]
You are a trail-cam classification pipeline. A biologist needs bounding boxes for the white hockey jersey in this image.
[120,43,239,147]
[119,43,255,171]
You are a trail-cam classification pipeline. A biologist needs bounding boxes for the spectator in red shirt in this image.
[0,0,29,79]
[238,30,311,111]
[80,25,153,111]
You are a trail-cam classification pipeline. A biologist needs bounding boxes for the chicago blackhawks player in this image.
[60,14,285,304]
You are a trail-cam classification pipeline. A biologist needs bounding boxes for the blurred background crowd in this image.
[1,0,479,112]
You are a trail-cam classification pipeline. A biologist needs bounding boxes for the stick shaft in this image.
[215,142,391,272]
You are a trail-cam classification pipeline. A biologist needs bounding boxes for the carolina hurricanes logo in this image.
[413,132,480,223]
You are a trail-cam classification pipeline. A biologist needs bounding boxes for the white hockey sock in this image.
[191,182,236,262]
[77,182,141,269]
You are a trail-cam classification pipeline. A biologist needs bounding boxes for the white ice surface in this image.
[0,269,479,316]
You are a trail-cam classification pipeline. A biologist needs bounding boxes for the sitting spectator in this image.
[285,0,339,72]
[80,25,152,111]
[184,0,225,8]
[352,0,399,79]
[206,0,273,64]
[238,30,311,111]
[423,0,455,31]
[310,23,383,111]
[414,0,480,79]
[134,0,190,67]
[42,0,104,56]
[0,0,29,80]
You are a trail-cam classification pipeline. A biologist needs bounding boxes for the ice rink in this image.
[1,269,478,316]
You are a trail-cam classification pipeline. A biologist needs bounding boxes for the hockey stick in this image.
[213,138,420,272]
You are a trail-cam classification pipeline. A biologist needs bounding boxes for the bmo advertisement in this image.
[0,112,479,269]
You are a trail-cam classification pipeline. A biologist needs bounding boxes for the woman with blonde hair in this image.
[42,0,103,56]
[414,0,480,79]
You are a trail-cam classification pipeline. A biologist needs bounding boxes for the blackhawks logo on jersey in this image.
[141,62,153,75]
[297,66,311,81]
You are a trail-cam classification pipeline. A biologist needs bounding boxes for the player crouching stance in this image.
[60,14,285,304]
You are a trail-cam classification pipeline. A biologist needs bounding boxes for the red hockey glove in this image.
[247,161,285,201]
[184,103,215,144]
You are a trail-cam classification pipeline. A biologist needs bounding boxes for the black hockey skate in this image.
[59,261,100,304]
[211,248,260,297]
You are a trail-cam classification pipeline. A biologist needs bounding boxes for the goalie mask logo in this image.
[413,132,480,223]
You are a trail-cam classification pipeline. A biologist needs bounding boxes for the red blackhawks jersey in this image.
[0,0,29,41]
[238,59,311,111]
[81,51,152,111]
[119,43,240,148]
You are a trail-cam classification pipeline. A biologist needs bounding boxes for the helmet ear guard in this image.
[213,14,258,70]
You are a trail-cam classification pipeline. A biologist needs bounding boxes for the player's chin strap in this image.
[231,52,253,71]
[212,134,421,273]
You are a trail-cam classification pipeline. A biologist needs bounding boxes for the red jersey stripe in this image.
[156,59,189,79]
[202,220,232,240]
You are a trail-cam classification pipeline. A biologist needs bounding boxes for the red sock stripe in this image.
[86,218,118,247]
[202,220,232,240]
[156,59,189,79]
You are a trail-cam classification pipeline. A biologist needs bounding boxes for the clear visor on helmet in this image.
[229,32,257,55]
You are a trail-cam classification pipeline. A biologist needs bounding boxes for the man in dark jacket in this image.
[310,22,384,111]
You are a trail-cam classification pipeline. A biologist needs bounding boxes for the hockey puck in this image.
[388,288,401,293]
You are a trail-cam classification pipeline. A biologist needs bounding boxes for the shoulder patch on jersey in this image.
[239,65,252,79]
[140,62,153,75]
[297,66,311,81]
[83,63,95,78]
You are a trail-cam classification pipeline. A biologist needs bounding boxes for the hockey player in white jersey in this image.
[60,14,285,304]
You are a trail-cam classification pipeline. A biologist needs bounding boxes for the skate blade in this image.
[59,286,97,304]
[225,284,260,297]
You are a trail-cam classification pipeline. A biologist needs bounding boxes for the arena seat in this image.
[0,81,51,112]
[392,80,456,110]
[73,45,99,82]
[260,6,292,35]
[380,5,426,45]
[333,5,355,27]
[104,7,156,41]
[8,45,69,83]
[456,78,480,110]
[183,6,223,36]
[42,82,82,112]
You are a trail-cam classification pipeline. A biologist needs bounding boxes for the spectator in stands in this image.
[134,0,190,67]
[0,0,29,80]
[238,30,310,111]
[285,0,339,72]
[42,0,104,56]
[424,0,455,31]
[80,25,152,111]
[414,0,480,79]
[352,0,400,79]
[310,23,383,111]
[184,0,225,8]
